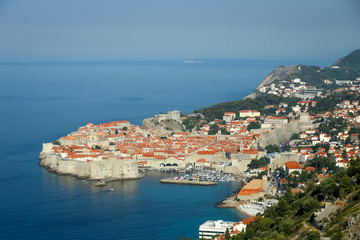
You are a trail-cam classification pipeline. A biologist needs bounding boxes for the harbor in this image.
[160,179,217,185]
[159,169,239,186]
[158,169,239,186]
[154,168,238,180]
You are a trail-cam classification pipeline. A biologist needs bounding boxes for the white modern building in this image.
[199,220,234,239]
[239,110,260,118]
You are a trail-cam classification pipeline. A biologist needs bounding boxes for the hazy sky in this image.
[0,0,359,62]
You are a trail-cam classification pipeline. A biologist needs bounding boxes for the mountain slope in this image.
[254,49,360,91]
[333,49,360,70]
[255,65,300,90]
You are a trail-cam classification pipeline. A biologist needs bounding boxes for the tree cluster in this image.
[247,121,261,131]
[194,95,300,121]
[265,145,280,154]
[247,157,267,169]
[208,124,230,135]
[228,158,360,240]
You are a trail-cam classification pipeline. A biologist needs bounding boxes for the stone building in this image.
[155,110,181,122]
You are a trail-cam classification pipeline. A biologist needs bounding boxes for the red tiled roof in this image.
[285,161,302,169]
[242,149,259,155]
[240,216,257,225]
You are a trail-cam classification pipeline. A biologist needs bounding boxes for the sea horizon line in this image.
[0,58,333,66]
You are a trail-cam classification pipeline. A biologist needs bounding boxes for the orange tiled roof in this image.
[285,161,302,169]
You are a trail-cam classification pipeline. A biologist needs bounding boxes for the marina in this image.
[159,169,239,185]
[153,168,239,183]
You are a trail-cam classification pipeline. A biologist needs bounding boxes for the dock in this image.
[160,178,217,186]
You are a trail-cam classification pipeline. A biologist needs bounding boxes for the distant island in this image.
[40,49,360,239]
[183,60,206,63]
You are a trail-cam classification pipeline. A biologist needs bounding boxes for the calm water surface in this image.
[0,59,332,239]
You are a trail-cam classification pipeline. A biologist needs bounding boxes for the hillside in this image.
[257,49,360,90]
[193,94,300,121]
[255,65,300,90]
[323,189,360,239]
[333,49,360,70]
[193,49,360,120]
[224,158,360,240]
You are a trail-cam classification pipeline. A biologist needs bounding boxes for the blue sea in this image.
[0,59,332,240]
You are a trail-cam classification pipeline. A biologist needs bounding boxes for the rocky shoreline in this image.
[216,194,241,208]
[216,194,256,217]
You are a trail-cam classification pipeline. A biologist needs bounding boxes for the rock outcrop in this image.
[255,65,300,91]
[142,118,183,131]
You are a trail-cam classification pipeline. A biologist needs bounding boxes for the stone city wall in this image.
[258,116,313,146]
[269,153,300,170]
[40,147,139,180]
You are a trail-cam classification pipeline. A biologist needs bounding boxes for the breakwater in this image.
[160,178,217,186]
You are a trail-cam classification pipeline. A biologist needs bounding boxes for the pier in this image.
[160,179,217,186]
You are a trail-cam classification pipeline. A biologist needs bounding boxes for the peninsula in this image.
[40,50,360,182]
[40,49,360,239]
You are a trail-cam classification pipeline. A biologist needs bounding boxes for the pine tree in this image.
[225,227,230,240]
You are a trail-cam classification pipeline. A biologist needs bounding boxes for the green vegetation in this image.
[189,50,360,123]
[334,49,360,70]
[283,171,315,189]
[228,158,360,240]
[247,170,268,182]
[305,157,337,173]
[309,91,360,115]
[318,117,347,136]
[225,228,230,239]
[311,143,330,153]
[260,50,360,92]
[194,95,300,121]
[271,66,359,92]
[182,116,201,131]
[248,157,267,169]
[324,186,360,238]
[247,121,261,131]
[265,145,280,154]
[295,65,358,89]
[52,140,61,145]
[291,133,299,140]
[208,124,230,135]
